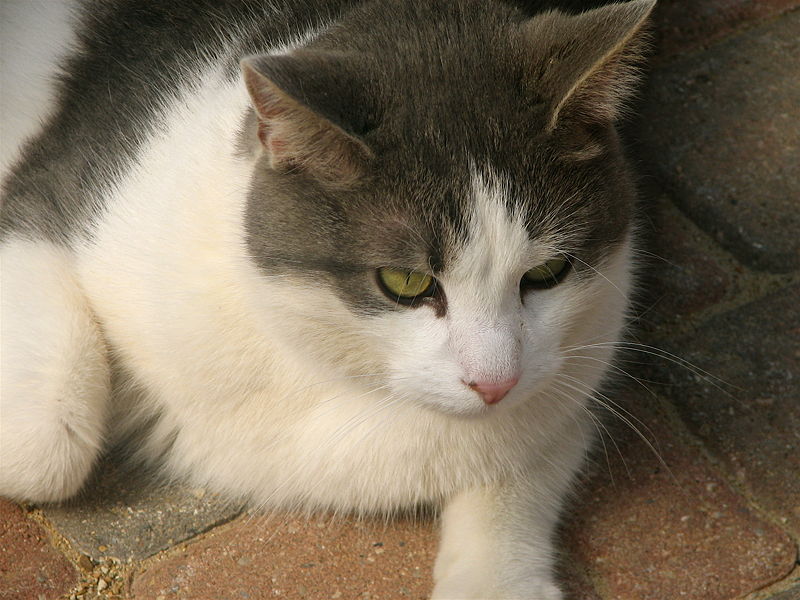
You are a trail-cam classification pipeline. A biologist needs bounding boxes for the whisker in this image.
[562,340,736,396]
[553,375,674,482]
[547,388,624,484]
[556,371,659,452]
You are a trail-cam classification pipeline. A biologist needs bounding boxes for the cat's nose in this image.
[466,377,519,405]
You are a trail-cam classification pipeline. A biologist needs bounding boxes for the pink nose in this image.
[466,377,520,405]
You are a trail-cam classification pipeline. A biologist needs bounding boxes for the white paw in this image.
[432,575,563,600]
[0,240,110,503]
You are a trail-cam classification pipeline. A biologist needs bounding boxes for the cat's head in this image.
[240,0,654,416]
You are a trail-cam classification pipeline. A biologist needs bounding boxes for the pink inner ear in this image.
[268,137,288,157]
[256,119,289,160]
[243,59,371,183]
[256,121,270,148]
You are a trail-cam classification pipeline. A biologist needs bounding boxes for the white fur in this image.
[0,239,110,502]
[1,21,635,600]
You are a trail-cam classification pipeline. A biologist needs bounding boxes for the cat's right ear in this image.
[241,53,373,185]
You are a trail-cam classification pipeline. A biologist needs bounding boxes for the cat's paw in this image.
[431,573,563,600]
[0,240,110,503]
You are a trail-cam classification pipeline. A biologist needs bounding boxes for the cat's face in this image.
[368,167,634,417]
[245,156,634,417]
[241,0,648,416]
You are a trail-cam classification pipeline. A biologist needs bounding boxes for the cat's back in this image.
[0,0,356,244]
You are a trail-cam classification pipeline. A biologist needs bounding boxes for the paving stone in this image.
[745,565,800,599]
[769,583,800,600]
[557,557,603,600]
[661,284,800,538]
[637,12,800,272]
[42,456,242,562]
[131,513,436,599]
[564,394,797,600]
[651,0,800,59]
[0,500,78,600]
[636,195,734,335]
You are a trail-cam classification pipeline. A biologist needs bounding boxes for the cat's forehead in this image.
[348,152,629,275]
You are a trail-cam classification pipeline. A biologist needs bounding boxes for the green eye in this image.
[522,257,569,288]
[377,267,436,303]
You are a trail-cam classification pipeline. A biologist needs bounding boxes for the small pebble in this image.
[97,578,108,592]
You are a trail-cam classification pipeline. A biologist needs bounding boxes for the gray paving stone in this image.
[651,0,800,60]
[660,284,800,537]
[42,456,242,562]
[637,11,800,273]
[636,195,734,336]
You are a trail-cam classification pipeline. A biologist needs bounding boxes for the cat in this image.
[0,0,655,597]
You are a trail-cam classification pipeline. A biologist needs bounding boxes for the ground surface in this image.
[2,1,799,599]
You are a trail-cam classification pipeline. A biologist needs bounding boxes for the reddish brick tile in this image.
[563,397,796,600]
[652,0,800,59]
[131,513,436,599]
[0,500,78,600]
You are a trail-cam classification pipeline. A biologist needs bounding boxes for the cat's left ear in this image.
[524,0,656,134]
[241,52,373,185]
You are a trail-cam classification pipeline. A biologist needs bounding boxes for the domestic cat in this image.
[0,0,654,597]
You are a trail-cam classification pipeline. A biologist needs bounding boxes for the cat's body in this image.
[0,1,654,597]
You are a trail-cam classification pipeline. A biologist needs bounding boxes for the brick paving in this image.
[662,286,800,539]
[130,515,436,599]
[638,9,800,272]
[0,501,78,600]
[650,0,799,58]
[2,3,799,600]
[562,395,796,600]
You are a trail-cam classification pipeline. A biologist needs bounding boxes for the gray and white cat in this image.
[0,0,654,597]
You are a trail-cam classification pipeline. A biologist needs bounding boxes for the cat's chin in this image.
[415,393,524,419]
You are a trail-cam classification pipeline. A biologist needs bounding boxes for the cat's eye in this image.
[521,257,570,290]
[377,267,436,304]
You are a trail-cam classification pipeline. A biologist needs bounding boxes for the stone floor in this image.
[2,2,799,599]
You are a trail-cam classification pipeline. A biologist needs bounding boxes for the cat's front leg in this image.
[0,239,110,503]
[432,477,565,600]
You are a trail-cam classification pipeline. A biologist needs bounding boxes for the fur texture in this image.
[0,1,654,597]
